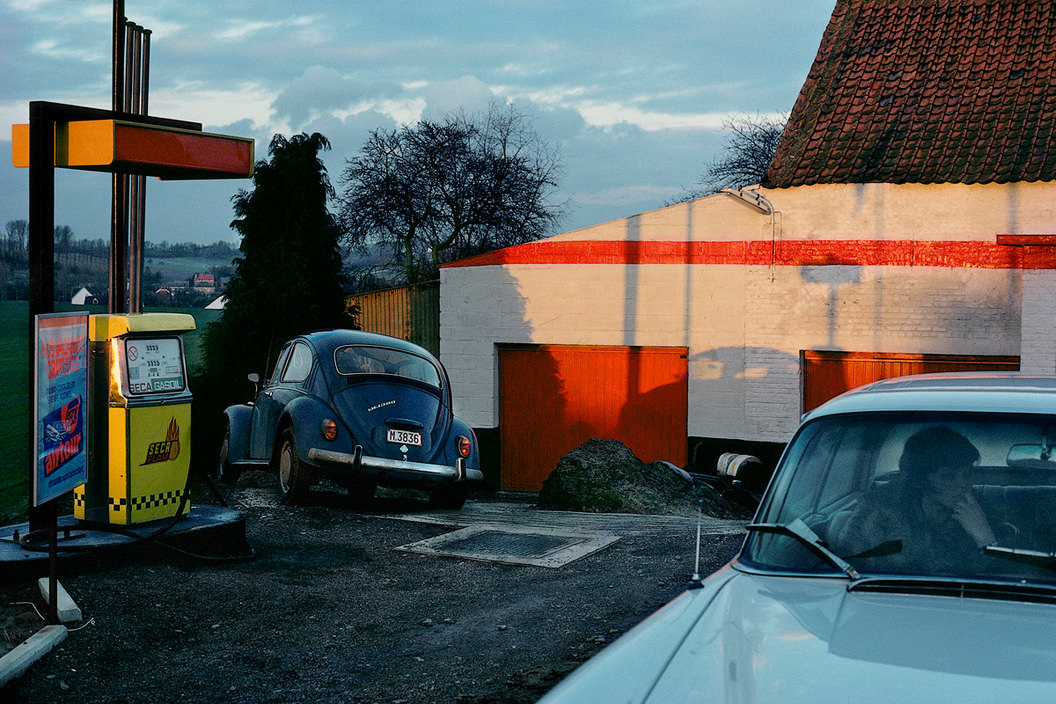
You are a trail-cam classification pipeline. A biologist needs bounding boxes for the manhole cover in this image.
[395,524,619,568]
[443,531,582,558]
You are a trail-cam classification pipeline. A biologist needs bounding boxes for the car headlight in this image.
[457,435,472,458]
[321,419,338,441]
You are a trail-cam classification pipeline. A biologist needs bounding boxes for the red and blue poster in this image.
[34,312,89,506]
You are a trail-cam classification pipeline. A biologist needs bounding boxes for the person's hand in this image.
[952,494,997,547]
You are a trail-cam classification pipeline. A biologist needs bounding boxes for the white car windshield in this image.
[333,345,442,389]
[743,411,1056,585]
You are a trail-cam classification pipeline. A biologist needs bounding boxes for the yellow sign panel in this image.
[12,119,254,179]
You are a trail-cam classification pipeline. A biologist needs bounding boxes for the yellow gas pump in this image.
[74,313,195,525]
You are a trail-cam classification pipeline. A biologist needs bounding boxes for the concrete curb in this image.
[37,578,83,624]
[0,625,67,688]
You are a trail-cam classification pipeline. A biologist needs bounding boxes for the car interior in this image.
[744,412,1056,580]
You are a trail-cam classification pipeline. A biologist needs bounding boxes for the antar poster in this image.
[34,312,89,506]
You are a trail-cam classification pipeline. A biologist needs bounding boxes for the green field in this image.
[0,302,221,521]
[145,254,234,282]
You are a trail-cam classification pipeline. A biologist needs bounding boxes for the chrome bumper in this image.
[307,447,483,483]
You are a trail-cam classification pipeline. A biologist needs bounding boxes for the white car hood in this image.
[541,566,1056,704]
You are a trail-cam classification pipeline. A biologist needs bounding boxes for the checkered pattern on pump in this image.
[108,489,186,512]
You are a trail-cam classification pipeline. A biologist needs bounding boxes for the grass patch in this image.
[0,302,221,521]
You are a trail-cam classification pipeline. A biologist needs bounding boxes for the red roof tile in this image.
[764,0,1056,188]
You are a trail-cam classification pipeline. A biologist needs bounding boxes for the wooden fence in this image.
[346,280,440,356]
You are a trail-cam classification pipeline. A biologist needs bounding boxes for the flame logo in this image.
[143,417,181,466]
[166,417,180,461]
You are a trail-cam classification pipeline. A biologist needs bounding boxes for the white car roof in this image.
[804,372,1056,420]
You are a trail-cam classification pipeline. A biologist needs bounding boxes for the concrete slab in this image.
[0,625,66,688]
[382,500,747,568]
[375,501,748,538]
[395,523,621,568]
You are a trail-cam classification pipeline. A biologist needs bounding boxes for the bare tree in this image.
[339,102,563,285]
[4,220,28,254]
[674,114,786,202]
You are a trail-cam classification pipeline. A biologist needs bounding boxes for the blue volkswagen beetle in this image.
[538,373,1056,703]
[216,329,482,508]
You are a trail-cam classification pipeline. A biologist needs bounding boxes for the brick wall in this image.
[1021,270,1056,374]
[440,182,1054,445]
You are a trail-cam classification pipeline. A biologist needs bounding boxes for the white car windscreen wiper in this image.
[984,545,1056,572]
[747,518,862,580]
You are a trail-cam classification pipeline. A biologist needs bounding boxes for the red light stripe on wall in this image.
[443,240,1056,269]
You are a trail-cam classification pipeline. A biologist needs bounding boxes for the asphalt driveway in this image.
[2,478,745,703]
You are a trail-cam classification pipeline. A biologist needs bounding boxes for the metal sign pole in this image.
[26,104,55,535]
[110,0,127,314]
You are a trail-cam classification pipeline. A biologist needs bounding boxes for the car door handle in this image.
[262,390,273,397]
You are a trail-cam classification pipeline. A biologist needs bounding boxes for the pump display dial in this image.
[123,337,186,395]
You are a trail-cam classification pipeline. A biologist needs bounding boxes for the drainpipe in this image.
[722,188,781,281]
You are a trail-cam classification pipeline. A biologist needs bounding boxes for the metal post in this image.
[128,22,147,313]
[109,0,126,313]
[47,503,58,624]
[26,102,56,533]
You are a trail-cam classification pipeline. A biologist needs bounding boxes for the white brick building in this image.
[439,1,1056,490]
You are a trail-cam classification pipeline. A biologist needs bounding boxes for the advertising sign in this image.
[33,312,90,506]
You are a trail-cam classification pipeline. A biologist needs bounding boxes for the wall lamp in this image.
[721,188,780,280]
[721,187,773,214]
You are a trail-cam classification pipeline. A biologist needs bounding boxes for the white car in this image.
[538,373,1056,703]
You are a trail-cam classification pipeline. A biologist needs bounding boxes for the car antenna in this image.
[688,499,704,589]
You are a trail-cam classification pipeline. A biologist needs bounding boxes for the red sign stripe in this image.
[443,240,1056,269]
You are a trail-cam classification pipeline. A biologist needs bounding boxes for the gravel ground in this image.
[1,474,743,704]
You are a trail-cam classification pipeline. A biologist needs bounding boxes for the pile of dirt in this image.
[537,439,752,520]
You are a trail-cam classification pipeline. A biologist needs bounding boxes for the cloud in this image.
[420,76,497,120]
[271,66,403,127]
[576,101,730,132]
[149,82,276,132]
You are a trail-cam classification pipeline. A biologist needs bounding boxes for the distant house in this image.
[439,0,1056,491]
[71,287,98,305]
[192,273,216,293]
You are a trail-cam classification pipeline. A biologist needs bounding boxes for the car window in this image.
[333,345,442,389]
[280,342,313,384]
[267,344,292,385]
[743,411,1056,585]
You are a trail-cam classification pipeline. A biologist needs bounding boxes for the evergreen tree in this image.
[194,133,352,469]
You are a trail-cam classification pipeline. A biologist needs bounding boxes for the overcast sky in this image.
[1,0,837,245]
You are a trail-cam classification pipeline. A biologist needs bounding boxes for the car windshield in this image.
[333,345,442,389]
[741,411,1056,585]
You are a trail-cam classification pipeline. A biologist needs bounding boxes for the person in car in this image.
[832,426,997,573]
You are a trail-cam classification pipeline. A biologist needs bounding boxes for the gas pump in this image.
[74,313,195,525]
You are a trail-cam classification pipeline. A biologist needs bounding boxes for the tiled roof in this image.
[764,0,1056,188]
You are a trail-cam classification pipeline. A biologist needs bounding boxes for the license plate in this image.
[387,428,422,446]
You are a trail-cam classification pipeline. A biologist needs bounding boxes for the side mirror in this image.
[248,372,261,396]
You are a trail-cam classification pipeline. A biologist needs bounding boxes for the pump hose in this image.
[17,469,256,563]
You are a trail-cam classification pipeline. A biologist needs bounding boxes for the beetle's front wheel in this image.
[215,423,240,486]
[277,427,312,505]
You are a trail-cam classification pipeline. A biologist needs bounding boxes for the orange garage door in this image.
[803,350,1020,413]
[498,345,688,492]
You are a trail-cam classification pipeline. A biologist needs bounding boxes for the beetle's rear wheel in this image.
[277,427,312,505]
